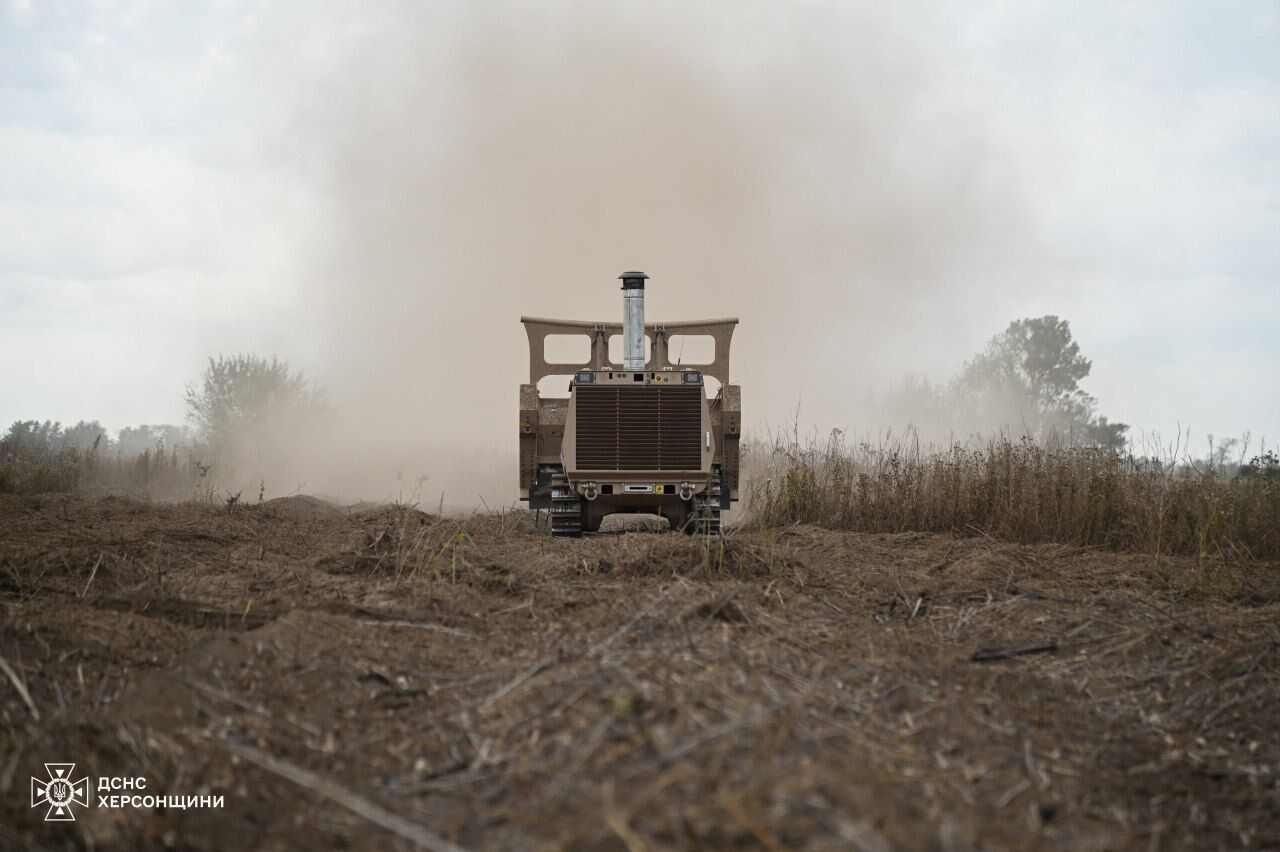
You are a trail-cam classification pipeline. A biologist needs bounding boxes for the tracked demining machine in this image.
[518,272,741,537]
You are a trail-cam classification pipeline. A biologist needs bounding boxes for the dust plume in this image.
[266,2,1033,504]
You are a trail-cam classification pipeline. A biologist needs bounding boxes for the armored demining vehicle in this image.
[519,272,741,537]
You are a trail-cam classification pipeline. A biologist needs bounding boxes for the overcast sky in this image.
[2,1,1278,468]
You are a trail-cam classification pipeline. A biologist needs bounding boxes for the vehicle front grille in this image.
[573,384,702,471]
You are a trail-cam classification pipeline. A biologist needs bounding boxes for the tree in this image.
[116,424,193,456]
[951,316,1127,448]
[0,420,64,455]
[184,354,326,457]
[1085,416,1129,454]
[1239,451,1280,480]
[59,421,109,453]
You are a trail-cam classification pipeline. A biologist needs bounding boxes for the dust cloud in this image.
[264,2,1034,505]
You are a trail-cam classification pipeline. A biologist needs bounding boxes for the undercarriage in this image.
[546,466,723,538]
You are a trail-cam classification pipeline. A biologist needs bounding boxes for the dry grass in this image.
[331,505,800,588]
[0,443,209,500]
[745,429,1280,562]
[2,495,1276,849]
[6,422,1278,566]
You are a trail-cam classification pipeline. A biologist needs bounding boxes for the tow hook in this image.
[679,482,695,501]
[581,482,599,501]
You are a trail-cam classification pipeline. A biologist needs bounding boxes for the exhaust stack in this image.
[619,271,648,370]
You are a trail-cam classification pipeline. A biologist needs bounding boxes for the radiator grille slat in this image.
[573,385,702,471]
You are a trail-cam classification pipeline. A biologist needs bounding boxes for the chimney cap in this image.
[619,271,648,289]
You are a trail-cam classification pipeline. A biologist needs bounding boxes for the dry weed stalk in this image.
[744,427,1279,563]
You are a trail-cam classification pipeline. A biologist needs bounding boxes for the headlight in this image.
[574,371,595,383]
[681,371,702,384]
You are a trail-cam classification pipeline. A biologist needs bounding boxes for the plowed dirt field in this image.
[1,495,1277,849]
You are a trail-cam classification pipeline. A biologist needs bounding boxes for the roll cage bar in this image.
[520,316,738,386]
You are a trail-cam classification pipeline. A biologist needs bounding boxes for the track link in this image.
[688,466,723,538]
[550,470,583,538]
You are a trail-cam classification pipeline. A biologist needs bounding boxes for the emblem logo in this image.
[30,763,90,821]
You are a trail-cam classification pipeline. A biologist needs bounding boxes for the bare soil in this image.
[1,494,1277,850]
